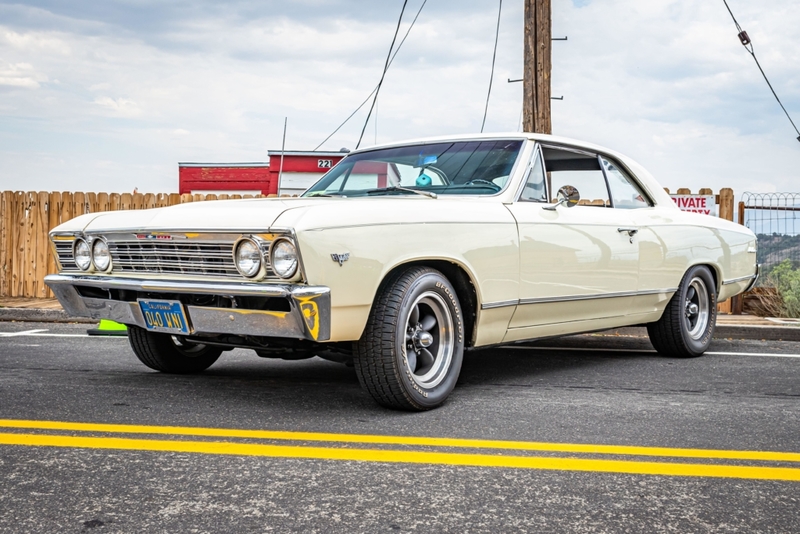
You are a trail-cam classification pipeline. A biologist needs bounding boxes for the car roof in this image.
[349,132,675,209]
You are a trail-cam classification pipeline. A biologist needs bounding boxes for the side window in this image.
[543,147,610,207]
[519,150,547,202]
[602,157,651,209]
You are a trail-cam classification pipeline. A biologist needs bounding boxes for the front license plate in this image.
[138,299,191,335]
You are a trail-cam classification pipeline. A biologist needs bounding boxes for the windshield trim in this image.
[303,138,529,199]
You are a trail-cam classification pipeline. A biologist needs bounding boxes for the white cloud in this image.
[93,96,142,117]
[2,29,71,54]
[0,0,797,197]
[0,61,47,88]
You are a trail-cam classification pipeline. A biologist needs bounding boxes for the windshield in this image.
[303,139,524,197]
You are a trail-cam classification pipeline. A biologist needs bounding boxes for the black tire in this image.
[353,266,465,411]
[647,265,717,358]
[128,326,223,374]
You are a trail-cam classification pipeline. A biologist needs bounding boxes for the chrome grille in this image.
[107,239,243,278]
[52,232,286,280]
[54,239,78,271]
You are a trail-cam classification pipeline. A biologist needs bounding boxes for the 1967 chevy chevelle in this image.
[45,134,759,410]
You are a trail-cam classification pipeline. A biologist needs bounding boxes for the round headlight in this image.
[271,239,298,279]
[235,238,262,278]
[92,238,111,271]
[74,238,92,271]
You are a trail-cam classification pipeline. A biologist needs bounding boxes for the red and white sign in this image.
[670,195,717,216]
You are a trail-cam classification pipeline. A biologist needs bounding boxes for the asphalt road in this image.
[0,322,798,533]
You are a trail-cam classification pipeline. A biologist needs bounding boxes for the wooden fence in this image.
[0,191,267,299]
[0,187,739,302]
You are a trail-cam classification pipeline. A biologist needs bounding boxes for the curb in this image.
[0,308,96,324]
[600,325,800,343]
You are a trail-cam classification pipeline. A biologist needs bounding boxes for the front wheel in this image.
[128,326,223,373]
[647,265,717,358]
[353,267,465,411]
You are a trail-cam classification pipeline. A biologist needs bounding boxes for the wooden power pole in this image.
[523,0,552,134]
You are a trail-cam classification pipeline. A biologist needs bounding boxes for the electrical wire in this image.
[314,0,427,151]
[481,0,503,133]
[722,0,800,141]
[355,0,409,150]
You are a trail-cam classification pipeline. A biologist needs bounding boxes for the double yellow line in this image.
[1,419,798,482]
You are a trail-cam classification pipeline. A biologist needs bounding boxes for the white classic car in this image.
[45,134,759,410]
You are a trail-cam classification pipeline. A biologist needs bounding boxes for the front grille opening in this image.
[235,296,292,313]
[75,286,111,299]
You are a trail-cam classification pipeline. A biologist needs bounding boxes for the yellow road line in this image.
[1,432,798,482]
[1,418,798,463]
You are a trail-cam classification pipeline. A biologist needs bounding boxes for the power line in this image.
[722,0,800,142]
[314,0,428,151]
[355,0,409,150]
[481,0,503,133]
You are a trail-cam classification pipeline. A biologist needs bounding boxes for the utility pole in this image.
[523,0,551,134]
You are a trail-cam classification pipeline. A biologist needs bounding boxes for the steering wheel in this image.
[464,179,501,191]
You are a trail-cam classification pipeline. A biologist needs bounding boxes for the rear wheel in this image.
[647,265,717,358]
[353,266,464,411]
[128,326,223,373]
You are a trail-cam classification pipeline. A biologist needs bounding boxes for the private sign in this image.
[669,195,717,216]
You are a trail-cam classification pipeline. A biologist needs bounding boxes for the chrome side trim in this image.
[481,288,678,309]
[44,274,331,341]
[519,288,677,306]
[481,299,519,310]
[722,272,759,286]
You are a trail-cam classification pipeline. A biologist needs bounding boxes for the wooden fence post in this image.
[718,188,734,222]
[0,191,13,297]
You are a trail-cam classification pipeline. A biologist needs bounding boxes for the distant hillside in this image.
[756,234,800,270]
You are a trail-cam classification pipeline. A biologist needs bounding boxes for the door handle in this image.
[618,227,638,243]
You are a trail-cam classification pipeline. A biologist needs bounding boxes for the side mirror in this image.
[543,185,580,211]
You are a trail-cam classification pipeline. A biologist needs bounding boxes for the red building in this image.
[178,150,347,196]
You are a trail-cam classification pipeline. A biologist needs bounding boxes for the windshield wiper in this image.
[305,191,347,197]
[365,186,437,199]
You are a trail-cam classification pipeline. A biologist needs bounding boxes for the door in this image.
[504,145,641,337]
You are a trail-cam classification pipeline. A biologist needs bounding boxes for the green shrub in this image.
[766,259,800,318]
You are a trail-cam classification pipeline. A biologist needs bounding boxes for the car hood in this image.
[64,198,323,233]
[53,196,507,234]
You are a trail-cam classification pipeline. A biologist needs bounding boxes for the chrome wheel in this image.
[647,265,716,358]
[684,276,710,340]
[404,291,454,389]
[353,266,464,410]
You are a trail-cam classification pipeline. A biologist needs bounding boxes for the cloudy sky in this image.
[1,0,798,196]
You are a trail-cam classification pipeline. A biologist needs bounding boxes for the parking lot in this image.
[1,321,798,533]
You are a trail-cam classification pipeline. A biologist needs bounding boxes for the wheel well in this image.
[380,260,478,347]
[696,263,720,295]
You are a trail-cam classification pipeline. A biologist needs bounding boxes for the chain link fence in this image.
[741,192,800,270]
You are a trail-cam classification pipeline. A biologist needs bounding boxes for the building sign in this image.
[670,195,717,216]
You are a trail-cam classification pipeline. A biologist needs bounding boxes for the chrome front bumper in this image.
[44,274,331,341]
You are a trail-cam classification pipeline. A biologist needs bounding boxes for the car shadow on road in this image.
[458,336,658,388]
[89,334,687,423]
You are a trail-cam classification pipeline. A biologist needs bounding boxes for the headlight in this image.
[271,239,298,279]
[73,238,92,271]
[235,238,262,278]
[92,238,111,271]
